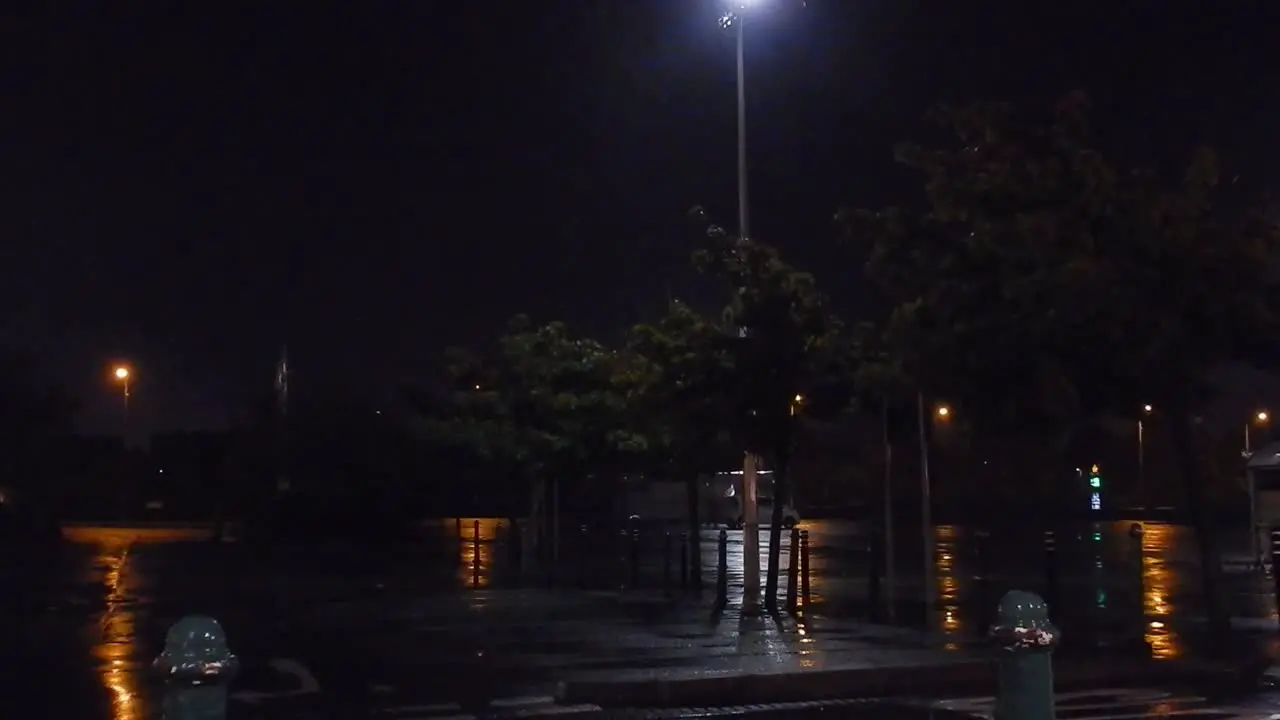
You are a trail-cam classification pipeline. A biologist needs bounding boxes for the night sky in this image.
[3,1,1277,435]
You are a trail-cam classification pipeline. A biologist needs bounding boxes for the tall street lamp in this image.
[721,0,764,615]
[113,365,131,438]
[917,395,950,622]
[1138,404,1153,510]
[1246,409,1269,565]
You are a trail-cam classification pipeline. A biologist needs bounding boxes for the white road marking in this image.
[932,688,1212,719]
[373,696,600,718]
[490,695,557,708]
[379,703,463,715]
[229,657,321,704]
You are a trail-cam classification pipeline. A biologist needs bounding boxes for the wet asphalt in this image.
[3,520,1277,719]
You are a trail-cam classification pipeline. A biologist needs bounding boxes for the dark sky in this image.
[3,1,1278,434]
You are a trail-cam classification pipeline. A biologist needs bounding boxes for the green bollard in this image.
[991,590,1059,720]
[153,615,240,720]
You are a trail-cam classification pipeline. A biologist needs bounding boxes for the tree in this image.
[843,94,1280,631]
[689,209,848,611]
[427,315,647,563]
[625,299,739,588]
[0,348,76,507]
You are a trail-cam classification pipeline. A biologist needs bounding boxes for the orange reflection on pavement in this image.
[454,518,500,589]
[1140,523,1182,659]
[94,540,142,720]
[936,526,963,639]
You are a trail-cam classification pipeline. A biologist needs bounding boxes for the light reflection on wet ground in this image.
[45,527,229,720]
[5,518,1271,718]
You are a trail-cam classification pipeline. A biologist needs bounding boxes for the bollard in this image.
[153,615,240,720]
[578,525,590,588]
[1042,530,1059,620]
[800,529,811,609]
[867,531,882,621]
[663,532,673,592]
[786,526,800,613]
[494,522,506,586]
[975,529,992,636]
[629,528,640,589]
[501,515,517,576]
[679,531,690,590]
[691,529,704,594]
[715,529,729,607]
[472,519,481,588]
[617,529,629,590]
[1270,529,1280,617]
[991,590,1060,720]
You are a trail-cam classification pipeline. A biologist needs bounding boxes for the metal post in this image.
[663,531,673,592]
[883,400,896,621]
[553,477,561,566]
[800,529,811,609]
[629,528,640,589]
[472,519,480,588]
[716,529,729,608]
[975,530,992,636]
[1249,426,1260,567]
[1270,528,1280,624]
[867,531,882,621]
[742,453,761,614]
[679,531,689,590]
[1137,418,1145,510]
[917,392,936,619]
[735,8,749,242]
[786,526,800,613]
[1043,530,1059,619]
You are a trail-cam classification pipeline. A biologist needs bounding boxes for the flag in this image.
[274,345,289,416]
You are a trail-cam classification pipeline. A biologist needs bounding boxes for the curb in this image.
[556,654,1264,708]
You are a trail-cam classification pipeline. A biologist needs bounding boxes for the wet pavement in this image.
[3,519,1278,718]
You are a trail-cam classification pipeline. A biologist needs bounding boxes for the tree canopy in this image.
[843,95,1280,493]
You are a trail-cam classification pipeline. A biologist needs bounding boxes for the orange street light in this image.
[935,404,951,419]
[1256,410,1269,424]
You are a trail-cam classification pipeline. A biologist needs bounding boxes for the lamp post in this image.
[721,0,763,615]
[113,365,131,439]
[1247,410,1269,565]
[918,395,950,622]
[1138,404,1152,510]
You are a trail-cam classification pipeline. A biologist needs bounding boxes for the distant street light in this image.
[1246,409,1270,568]
[112,365,131,414]
[935,404,951,419]
[111,364,132,453]
[1138,404,1153,510]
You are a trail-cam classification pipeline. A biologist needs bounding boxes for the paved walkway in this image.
[304,588,969,673]
[295,588,1270,710]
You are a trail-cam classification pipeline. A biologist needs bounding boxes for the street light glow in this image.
[936,405,950,418]
[113,366,130,381]
[1258,411,1269,423]
[1142,404,1153,413]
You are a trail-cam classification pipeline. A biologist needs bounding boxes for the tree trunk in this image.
[524,475,543,572]
[1169,414,1229,637]
[684,468,703,591]
[764,452,790,613]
